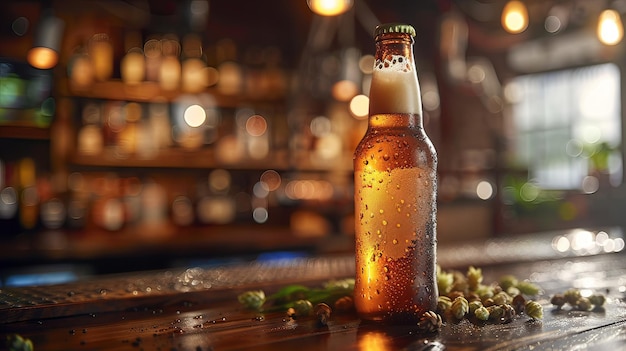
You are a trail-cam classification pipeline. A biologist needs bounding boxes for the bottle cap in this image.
[374,23,416,37]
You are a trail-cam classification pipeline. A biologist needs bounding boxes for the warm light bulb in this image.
[27,47,59,69]
[27,14,64,70]
[598,9,624,46]
[501,1,529,34]
[307,0,353,16]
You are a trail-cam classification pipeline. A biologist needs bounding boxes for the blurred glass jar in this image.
[68,47,94,89]
[159,37,181,91]
[121,47,145,85]
[88,33,114,82]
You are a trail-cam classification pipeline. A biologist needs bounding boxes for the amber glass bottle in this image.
[353,23,438,323]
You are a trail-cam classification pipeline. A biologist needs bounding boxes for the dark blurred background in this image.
[1,0,625,285]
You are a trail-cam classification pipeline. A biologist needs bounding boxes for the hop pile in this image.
[436,265,544,323]
[550,288,606,311]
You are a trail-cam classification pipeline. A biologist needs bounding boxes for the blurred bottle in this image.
[216,39,243,96]
[68,45,95,90]
[144,38,163,82]
[196,169,236,225]
[92,174,124,231]
[117,102,142,157]
[148,100,172,151]
[0,160,20,237]
[140,179,169,237]
[39,176,66,230]
[66,172,88,230]
[121,47,146,85]
[121,31,145,85]
[18,158,39,232]
[181,33,209,94]
[77,102,104,156]
[89,33,114,82]
[159,36,181,91]
[171,194,195,227]
[353,23,438,324]
[102,101,125,156]
[262,46,288,99]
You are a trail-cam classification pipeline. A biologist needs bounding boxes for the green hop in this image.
[516,281,541,296]
[323,278,355,291]
[437,268,455,295]
[238,290,266,311]
[589,294,606,307]
[499,275,518,291]
[564,288,581,305]
[451,296,469,320]
[6,334,33,351]
[576,297,592,311]
[493,291,512,305]
[467,266,483,291]
[525,300,543,320]
[469,300,483,314]
[474,306,490,321]
[293,300,313,317]
[437,296,452,314]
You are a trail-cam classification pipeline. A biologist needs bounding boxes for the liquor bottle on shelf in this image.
[17,158,40,233]
[77,102,103,156]
[0,159,20,237]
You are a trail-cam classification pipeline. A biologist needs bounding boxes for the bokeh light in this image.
[183,104,206,127]
[349,94,369,119]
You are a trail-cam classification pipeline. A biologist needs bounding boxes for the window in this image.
[507,63,622,190]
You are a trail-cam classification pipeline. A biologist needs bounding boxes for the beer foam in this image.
[369,55,422,115]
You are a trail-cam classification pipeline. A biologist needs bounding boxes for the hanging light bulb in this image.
[597,9,624,45]
[307,0,353,16]
[27,11,64,69]
[501,1,529,34]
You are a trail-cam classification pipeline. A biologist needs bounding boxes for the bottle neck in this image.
[368,33,422,122]
[368,113,422,130]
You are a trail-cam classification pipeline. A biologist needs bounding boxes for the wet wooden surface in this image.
[2,229,626,351]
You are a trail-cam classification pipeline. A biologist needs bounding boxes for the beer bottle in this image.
[353,23,438,323]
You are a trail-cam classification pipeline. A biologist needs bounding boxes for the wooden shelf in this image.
[0,124,50,140]
[71,148,291,171]
[63,80,284,107]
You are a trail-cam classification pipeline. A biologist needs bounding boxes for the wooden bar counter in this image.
[2,228,626,350]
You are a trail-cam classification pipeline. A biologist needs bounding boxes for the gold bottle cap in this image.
[374,23,416,37]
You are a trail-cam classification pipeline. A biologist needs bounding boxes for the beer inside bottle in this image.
[353,23,438,323]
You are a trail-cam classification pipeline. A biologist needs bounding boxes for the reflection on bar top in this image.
[438,226,624,268]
